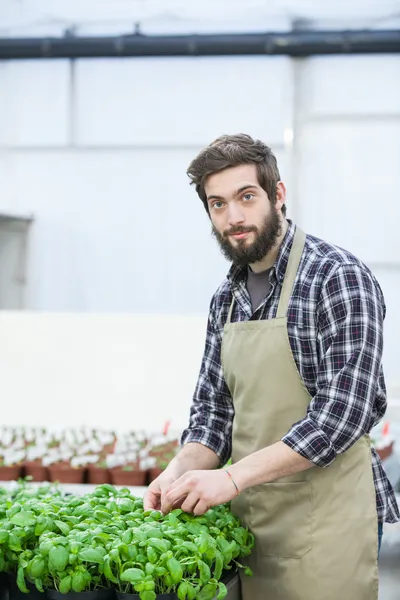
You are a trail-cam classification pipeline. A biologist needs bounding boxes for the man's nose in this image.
[227,204,245,226]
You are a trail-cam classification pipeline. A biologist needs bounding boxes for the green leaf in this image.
[38,539,53,556]
[69,540,82,554]
[11,511,36,527]
[121,529,133,544]
[213,550,224,580]
[17,566,29,593]
[139,592,156,600]
[144,527,163,540]
[198,532,209,554]
[197,582,218,600]
[147,538,171,553]
[54,520,70,535]
[34,578,44,593]
[72,571,86,592]
[8,533,22,552]
[178,581,189,600]
[0,530,8,544]
[35,515,53,536]
[104,556,118,584]
[197,559,211,583]
[127,545,138,561]
[186,583,198,600]
[145,563,155,576]
[118,498,136,513]
[147,547,157,564]
[120,567,145,584]
[97,484,117,496]
[181,541,199,553]
[167,557,183,584]
[49,545,69,571]
[29,556,45,578]
[217,582,228,599]
[78,548,105,564]
[59,575,72,593]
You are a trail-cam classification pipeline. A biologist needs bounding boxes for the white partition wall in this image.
[0,7,399,427]
[0,56,293,315]
[293,55,400,392]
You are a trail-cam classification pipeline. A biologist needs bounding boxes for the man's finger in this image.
[162,482,190,513]
[143,488,161,511]
[193,499,209,516]
[163,473,186,493]
[180,492,200,514]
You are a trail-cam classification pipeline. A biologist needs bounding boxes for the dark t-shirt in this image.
[246,267,272,314]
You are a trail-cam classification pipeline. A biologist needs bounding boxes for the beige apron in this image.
[221,227,379,600]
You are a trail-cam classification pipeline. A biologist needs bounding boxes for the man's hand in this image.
[143,443,222,512]
[161,468,238,516]
[143,467,181,512]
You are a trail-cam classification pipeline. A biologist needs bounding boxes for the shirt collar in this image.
[227,219,296,286]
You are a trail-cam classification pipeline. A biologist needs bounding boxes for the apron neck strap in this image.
[276,226,306,319]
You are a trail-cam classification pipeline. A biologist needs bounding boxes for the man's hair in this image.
[186,133,286,216]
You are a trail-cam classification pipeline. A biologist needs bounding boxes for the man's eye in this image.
[243,194,254,202]
[213,201,224,209]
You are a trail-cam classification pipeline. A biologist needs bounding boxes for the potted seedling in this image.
[23,444,49,482]
[0,449,25,481]
[87,456,111,485]
[45,452,86,484]
[109,453,147,487]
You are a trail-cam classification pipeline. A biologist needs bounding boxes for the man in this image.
[144,134,399,599]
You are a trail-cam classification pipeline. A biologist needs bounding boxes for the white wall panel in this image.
[294,54,400,395]
[296,120,400,265]
[0,311,208,432]
[75,57,293,147]
[297,56,400,117]
[0,153,13,212]
[373,269,400,390]
[9,147,288,312]
[0,61,71,147]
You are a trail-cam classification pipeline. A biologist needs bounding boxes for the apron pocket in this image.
[249,481,312,559]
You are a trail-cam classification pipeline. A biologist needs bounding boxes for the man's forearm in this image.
[229,441,314,491]
[167,442,221,478]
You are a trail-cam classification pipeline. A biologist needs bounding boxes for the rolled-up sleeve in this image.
[282,263,385,467]
[180,297,234,465]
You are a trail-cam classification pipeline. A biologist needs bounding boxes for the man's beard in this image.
[212,207,282,267]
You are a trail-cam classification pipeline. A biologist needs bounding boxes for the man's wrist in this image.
[221,467,239,495]
[227,462,253,492]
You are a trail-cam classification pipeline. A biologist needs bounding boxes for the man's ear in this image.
[275,181,286,211]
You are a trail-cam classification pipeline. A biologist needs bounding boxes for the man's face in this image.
[205,164,282,267]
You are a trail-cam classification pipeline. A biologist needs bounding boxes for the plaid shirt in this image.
[181,220,400,524]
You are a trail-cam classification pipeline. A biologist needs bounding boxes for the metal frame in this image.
[0,29,399,60]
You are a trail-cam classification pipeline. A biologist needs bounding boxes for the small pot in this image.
[376,441,394,461]
[87,465,111,484]
[0,465,21,481]
[0,571,8,600]
[109,468,147,486]
[48,464,86,484]
[23,461,49,482]
[102,442,115,454]
[47,590,114,600]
